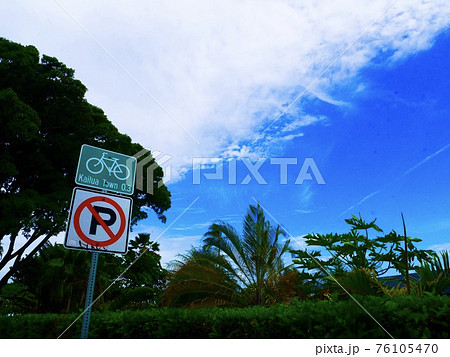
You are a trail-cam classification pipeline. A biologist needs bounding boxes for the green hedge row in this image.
[1,295,449,338]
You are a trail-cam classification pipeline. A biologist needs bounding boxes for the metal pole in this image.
[81,251,99,339]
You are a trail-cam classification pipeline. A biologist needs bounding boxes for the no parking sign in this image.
[64,188,132,254]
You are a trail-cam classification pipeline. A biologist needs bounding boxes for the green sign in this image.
[75,145,136,195]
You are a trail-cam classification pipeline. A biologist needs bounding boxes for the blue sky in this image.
[146,30,450,264]
[2,1,450,266]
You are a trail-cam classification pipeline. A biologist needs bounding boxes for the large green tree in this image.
[0,38,171,289]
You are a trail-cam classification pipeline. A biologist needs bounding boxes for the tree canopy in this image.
[0,38,171,289]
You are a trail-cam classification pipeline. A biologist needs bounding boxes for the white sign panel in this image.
[64,188,132,254]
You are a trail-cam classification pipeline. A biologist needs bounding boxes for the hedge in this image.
[1,295,449,338]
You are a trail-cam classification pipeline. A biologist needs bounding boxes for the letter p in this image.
[89,205,117,235]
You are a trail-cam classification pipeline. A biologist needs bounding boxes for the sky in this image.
[1,0,450,267]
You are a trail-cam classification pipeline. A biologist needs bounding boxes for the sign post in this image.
[64,188,132,339]
[65,145,136,339]
[80,251,98,339]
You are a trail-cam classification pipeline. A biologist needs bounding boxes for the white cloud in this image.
[294,209,314,214]
[288,235,307,248]
[163,235,203,242]
[2,0,450,182]
[299,183,315,208]
[172,223,211,231]
[428,243,450,253]
[280,115,327,133]
[158,234,204,265]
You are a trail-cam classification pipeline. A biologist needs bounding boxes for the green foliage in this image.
[291,214,434,297]
[0,37,171,289]
[9,243,122,313]
[2,234,166,313]
[0,295,448,338]
[414,251,450,295]
[120,234,166,290]
[107,234,167,311]
[164,204,299,307]
[328,268,387,297]
[0,282,38,315]
[374,231,432,277]
[164,247,242,308]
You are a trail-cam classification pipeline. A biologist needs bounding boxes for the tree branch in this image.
[0,232,19,271]
[0,230,53,291]
[10,229,42,260]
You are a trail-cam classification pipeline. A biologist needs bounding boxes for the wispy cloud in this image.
[341,190,381,216]
[287,235,307,246]
[402,143,450,176]
[258,114,327,149]
[428,243,450,253]
[299,183,314,208]
[294,209,314,214]
[171,222,212,231]
[3,1,449,179]
[164,235,203,242]
[280,115,327,133]
[341,142,450,214]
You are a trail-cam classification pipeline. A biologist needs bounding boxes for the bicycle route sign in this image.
[75,144,137,195]
[64,188,132,254]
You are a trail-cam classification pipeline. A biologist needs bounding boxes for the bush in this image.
[0,295,448,338]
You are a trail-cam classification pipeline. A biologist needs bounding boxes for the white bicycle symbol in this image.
[86,152,131,180]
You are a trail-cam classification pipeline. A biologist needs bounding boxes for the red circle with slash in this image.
[73,196,126,247]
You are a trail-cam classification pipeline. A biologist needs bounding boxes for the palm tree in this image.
[164,204,295,307]
[413,250,450,295]
[164,247,242,307]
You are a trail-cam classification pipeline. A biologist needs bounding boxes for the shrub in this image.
[0,295,448,338]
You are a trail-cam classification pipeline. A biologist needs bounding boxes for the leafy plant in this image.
[291,214,434,297]
[328,268,387,297]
